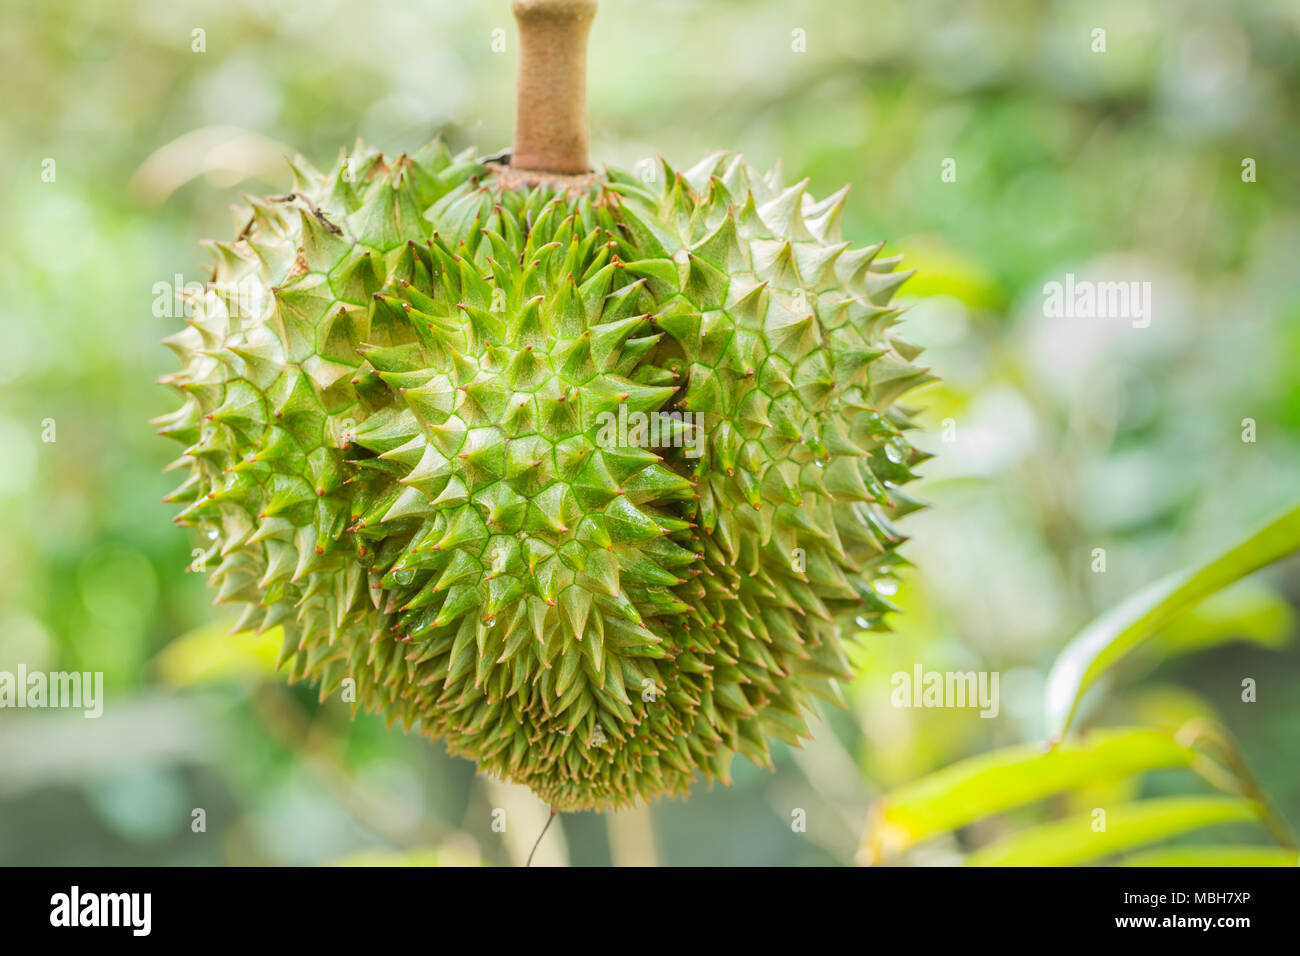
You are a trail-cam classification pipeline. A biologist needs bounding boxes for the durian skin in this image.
[157,140,930,811]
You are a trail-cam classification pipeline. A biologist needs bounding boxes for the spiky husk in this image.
[157,140,930,810]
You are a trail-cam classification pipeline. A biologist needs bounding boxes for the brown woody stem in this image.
[511,0,597,175]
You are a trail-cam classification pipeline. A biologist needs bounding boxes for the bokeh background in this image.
[2,0,1298,865]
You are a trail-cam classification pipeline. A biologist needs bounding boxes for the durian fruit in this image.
[156,0,931,811]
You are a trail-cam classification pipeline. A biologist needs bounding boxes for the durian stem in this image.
[511,0,597,174]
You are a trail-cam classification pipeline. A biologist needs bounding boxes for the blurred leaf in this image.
[1045,504,1300,738]
[858,728,1195,864]
[895,236,1005,310]
[1146,582,1295,658]
[1126,685,1218,734]
[1062,776,1141,818]
[967,797,1264,867]
[130,126,296,206]
[1119,845,1299,867]
[155,624,281,688]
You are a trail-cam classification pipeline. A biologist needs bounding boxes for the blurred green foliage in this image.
[863,509,1300,865]
[1,0,1298,865]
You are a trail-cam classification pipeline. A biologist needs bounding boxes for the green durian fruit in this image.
[157,4,930,812]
